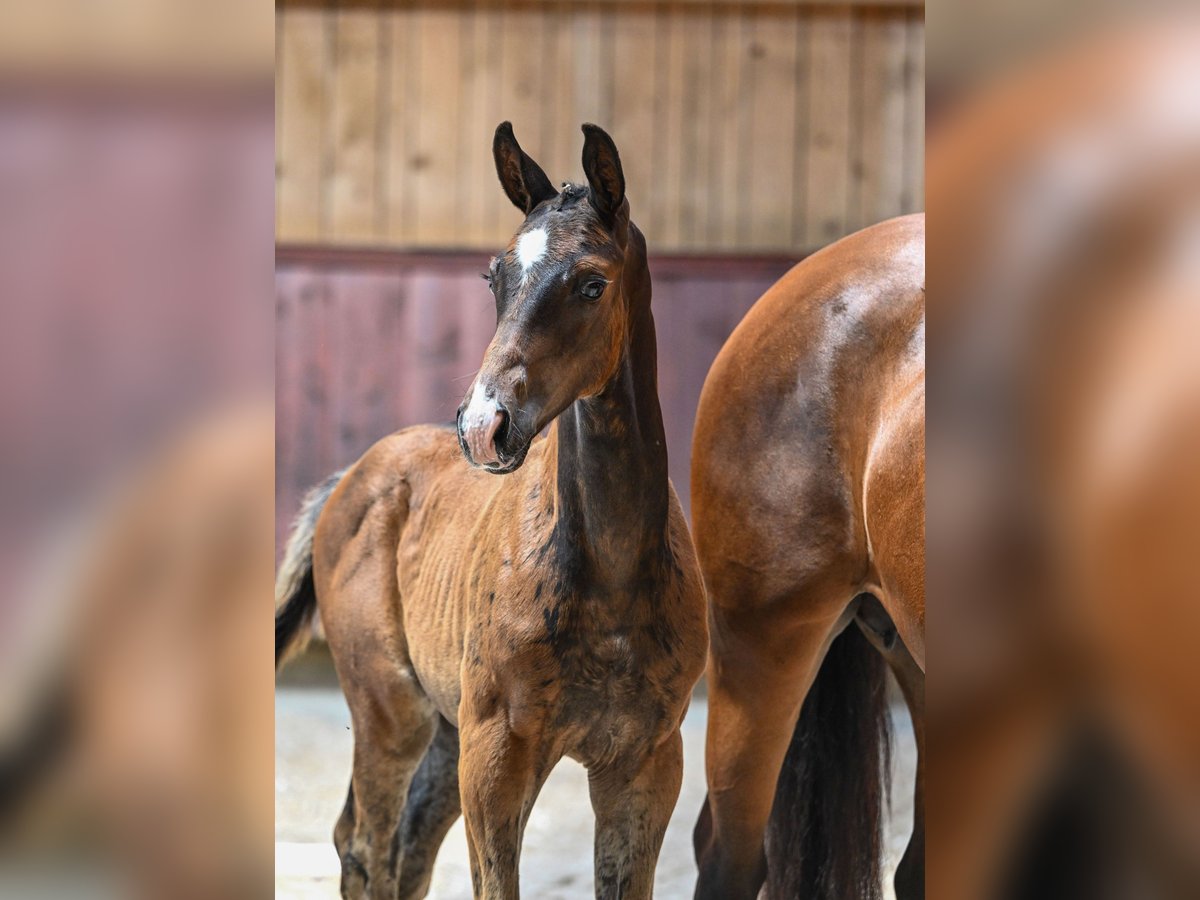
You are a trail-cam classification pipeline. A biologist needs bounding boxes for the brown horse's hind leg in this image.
[856,597,925,900]
[890,650,925,900]
[394,715,462,900]
[589,729,685,900]
[695,597,848,900]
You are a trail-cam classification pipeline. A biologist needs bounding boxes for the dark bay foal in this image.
[276,123,707,900]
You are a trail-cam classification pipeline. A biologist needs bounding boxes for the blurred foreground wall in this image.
[927,13,1200,899]
[0,1,275,897]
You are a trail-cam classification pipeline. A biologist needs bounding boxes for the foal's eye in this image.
[579,279,607,301]
[481,258,499,292]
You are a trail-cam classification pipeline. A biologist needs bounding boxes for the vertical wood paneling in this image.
[805,9,853,247]
[610,7,658,238]
[790,10,811,244]
[384,10,416,245]
[843,10,865,234]
[677,5,715,246]
[329,272,406,464]
[461,2,506,248]
[276,1,924,253]
[540,2,575,186]
[653,3,687,247]
[712,7,749,248]
[277,7,329,241]
[498,3,547,236]
[904,8,925,211]
[856,8,909,225]
[329,6,381,242]
[745,5,798,249]
[274,269,302,552]
[566,0,614,182]
[412,8,463,245]
[543,1,578,186]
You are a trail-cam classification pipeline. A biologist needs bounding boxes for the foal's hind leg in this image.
[316,458,440,898]
[337,663,436,900]
[322,576,436,897]
[394,715,462,900]
[589,729,685,899]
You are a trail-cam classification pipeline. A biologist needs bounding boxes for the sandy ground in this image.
[276,688,916,899]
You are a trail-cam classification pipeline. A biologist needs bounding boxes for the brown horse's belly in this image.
[393,469,509,725]
[396,555,468,724]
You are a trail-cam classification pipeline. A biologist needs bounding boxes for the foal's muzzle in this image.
[458,404,507,467]
[457,380,527,473]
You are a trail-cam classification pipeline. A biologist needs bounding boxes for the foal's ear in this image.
[493,122,557,214]
[581,123,625,222]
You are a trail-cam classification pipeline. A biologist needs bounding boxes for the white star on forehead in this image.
[516,227,548,276]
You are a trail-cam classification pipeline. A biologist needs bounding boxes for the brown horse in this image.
[690,214,925,900]
[275,123,707,900]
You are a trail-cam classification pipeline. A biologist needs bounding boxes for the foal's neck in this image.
[552,229,670,580]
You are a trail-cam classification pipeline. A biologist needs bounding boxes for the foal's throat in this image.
[550,256,670,578]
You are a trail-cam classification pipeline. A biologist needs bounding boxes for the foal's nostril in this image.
[493,408,510,447]
[460,382,514,467]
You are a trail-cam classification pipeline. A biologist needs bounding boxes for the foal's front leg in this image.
[589,729,685,900]
[458,713,552,900]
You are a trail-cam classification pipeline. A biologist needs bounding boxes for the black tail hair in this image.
[275,469,343,669]
[275,567,317,668]
[764,624,893,900]
[0,680,72,832]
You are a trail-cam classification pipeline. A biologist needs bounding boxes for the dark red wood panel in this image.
[275,248,796,555]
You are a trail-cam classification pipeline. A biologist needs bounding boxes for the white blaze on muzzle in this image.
[461,379,504,466]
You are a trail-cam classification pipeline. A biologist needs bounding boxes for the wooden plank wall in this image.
[277,0,924,253]
[275,249,795,552]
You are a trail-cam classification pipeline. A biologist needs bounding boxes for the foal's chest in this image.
[490,577,695,760]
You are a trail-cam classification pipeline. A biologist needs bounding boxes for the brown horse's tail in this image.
[275,469,343,670]
[764,623,893,900]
